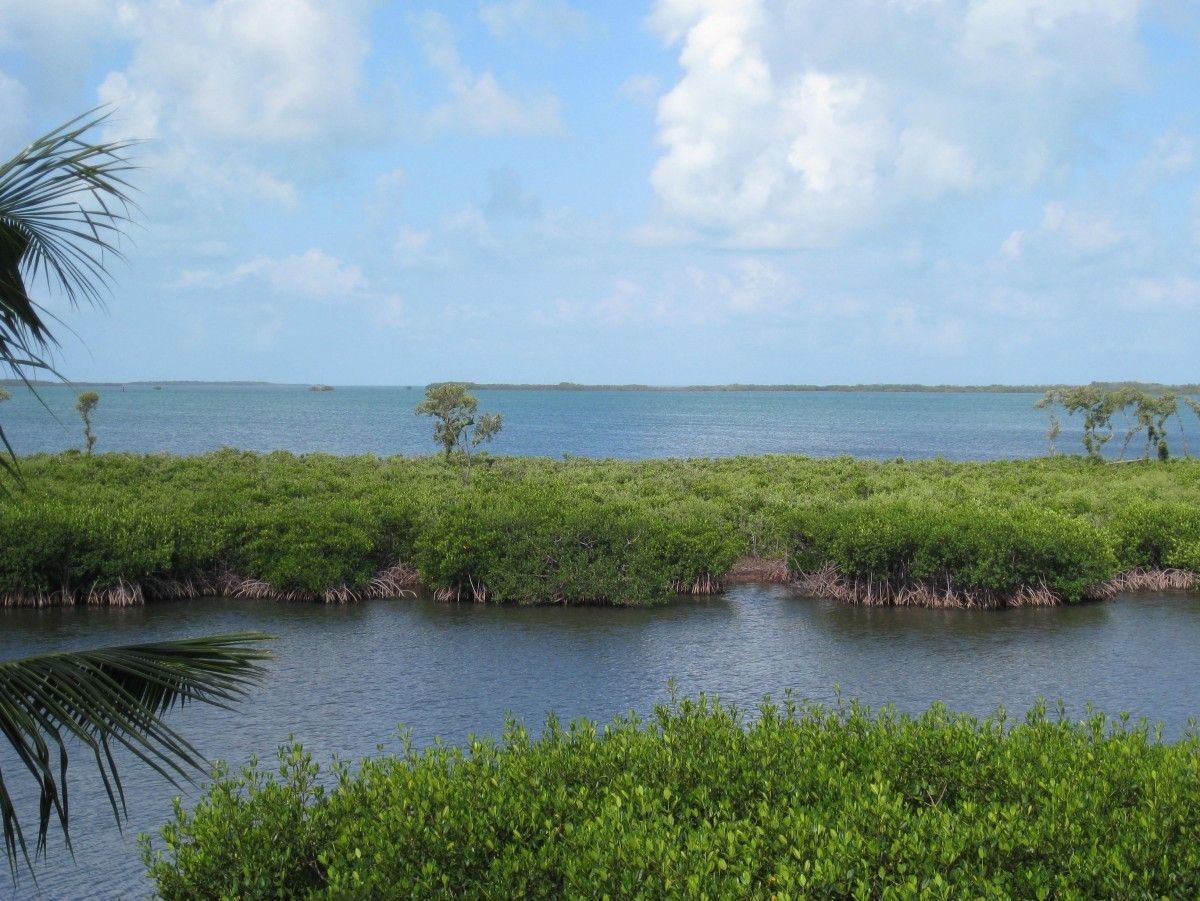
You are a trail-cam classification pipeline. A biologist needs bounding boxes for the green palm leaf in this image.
[0,632,271,876]
[0,108,138,488]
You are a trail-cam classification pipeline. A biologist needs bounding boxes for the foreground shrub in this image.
[142,695,1200,898]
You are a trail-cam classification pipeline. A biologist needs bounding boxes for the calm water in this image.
[2,586,1198,898]
[7,384,1194,460]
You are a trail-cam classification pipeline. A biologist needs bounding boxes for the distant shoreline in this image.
[453,381,1200,394]
[4,379,1197,394]
[0,379,291,388]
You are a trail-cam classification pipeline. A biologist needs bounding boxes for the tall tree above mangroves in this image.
[416,382,503,484]
[1036,386,1192,461]
[75,390,99,455]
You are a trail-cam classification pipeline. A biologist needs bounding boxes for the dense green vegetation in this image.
[3,452,1199,607]
[141,693,1200,898]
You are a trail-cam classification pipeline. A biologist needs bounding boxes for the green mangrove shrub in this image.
[142,694,1200,899]
[0,499,174,597]
[1105,502,1200,571]
[3,451,1199,605]
[785,502,1116,602]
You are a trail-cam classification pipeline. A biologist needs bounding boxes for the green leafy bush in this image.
[3,452,1198,605]
[142,694,1200,898]
[1105,502,1200,570]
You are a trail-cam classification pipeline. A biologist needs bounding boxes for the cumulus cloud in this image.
[645,0,1145,247]
[97,0,371,145]
[419,12,562,136]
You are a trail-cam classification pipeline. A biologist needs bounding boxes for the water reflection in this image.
[1,587,1197,897]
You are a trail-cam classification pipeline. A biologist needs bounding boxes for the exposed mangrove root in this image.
[0,561,422,608]
[788,564,1200,608]
[1107,568,1198,593]
[672,571,724,595]
[2,587,75,608]
[434,575,489,604]
[790,564,1061,609]
[361,562,421,599]
[84,577,145,607]
[724,556,790,584]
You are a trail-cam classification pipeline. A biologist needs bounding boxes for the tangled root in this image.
[1107,568,1198,593]
[790,564,1060,609]
[0,561,423,607]
[672,572,724,595]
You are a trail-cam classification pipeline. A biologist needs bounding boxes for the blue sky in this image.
[2,0,1199,385]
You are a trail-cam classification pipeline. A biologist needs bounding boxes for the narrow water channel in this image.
[3,586,1198,898]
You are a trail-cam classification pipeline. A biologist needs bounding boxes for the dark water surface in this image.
[2,587,1198,898]
[8,384,1195,460]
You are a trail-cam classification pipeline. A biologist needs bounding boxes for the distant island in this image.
[452,381,1200,394]
[4,379,1197,394]
[0,379,289,388]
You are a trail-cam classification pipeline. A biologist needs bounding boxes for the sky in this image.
[2,0,1200,386]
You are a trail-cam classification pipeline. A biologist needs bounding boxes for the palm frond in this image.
[0,108,139,487]
[0,632,271,876]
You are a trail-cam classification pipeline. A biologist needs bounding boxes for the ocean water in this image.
[4,384,1195,460]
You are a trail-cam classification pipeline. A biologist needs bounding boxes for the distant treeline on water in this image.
[5,379,1199,395]
[453,381,1200,394]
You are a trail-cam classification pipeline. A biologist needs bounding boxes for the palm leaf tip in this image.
[0,631,272,877]
[0,106,141,490]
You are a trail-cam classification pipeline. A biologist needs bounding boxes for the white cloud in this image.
[146,145,301,210]
[645,0,1146,247]
[181,248,367,299]
[480,0,596,44]
[98,0,371,145]
[419,12,562,136]
[960,0,1142,93]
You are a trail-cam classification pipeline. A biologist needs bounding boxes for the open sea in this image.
[5,383,1197,460]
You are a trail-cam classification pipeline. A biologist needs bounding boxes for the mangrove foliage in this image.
[141,693,1200,898]
[3,452,1199,608]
